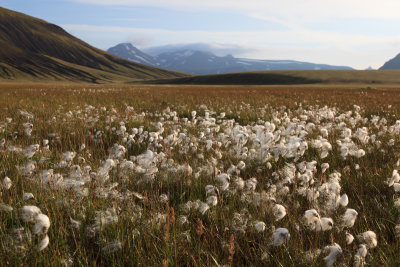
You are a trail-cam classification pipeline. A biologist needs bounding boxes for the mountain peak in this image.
[107,43,159,66]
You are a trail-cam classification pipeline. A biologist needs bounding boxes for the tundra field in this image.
[2,83,400,266]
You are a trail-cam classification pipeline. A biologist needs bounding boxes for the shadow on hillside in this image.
[146,72,322,85]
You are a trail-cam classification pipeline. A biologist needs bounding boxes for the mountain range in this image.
[0,7,184,82]
[107,43,354,75]
[2,6,400,84]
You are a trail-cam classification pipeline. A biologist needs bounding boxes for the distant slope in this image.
[151,72,319,85]
[380,53,400,70]
[0,7,186,82]
[108,43,353,74]
[150,70,400,85]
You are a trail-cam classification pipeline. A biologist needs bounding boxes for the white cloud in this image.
[63,24,400,49]
[126,34,154,47]
[142,43,256,57]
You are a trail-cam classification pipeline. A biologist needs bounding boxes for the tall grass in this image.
[1,83,400,266]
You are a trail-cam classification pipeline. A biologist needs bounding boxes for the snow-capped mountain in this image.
[155,50,353,74]
[107,43,159,66]
[108,43,353,74]
[155,50,241,74]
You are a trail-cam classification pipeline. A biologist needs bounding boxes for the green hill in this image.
[0,7,186,83]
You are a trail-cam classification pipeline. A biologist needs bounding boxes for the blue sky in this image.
[2,0,400,69]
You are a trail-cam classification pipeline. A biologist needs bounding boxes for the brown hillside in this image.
[0,7,187,82]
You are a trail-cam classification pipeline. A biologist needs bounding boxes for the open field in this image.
[1,82,400,266]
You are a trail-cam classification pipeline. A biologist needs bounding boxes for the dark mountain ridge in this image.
[380,53,400,70]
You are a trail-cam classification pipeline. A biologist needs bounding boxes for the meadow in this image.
[1,82,400,266]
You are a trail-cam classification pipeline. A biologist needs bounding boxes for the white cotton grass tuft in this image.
[207,195,218,207]
[17,161,36,177]
[272,204,287,221]
[321,163,329,174]
[303,209,333,232]
[233,177,245,190]
[342,208,358,228]
[178,215,188,225]
[159,194,169,203]
[254,221,266,233]
[304,209,320,230]
[23,192,35,201]
[388,170,400,187]
[62,151,77,162]
[216,173,230,191]
[355,149,365,158]
[271,228,290,246]
[394,198,400,209]
[38,235,49,251]
[33,214,51,234]
[237,161,246,170]
[337,194,349,207]
[20,205,41,222]
[393,183,400,193]
[19,205,51,251]
[23,144,40,158]
[354,244,368,267]
[198,202,210,215]
[205,185,219,196]
[2,176,12,190]
[318,217,334,231]
[323,243,342,267]
[345,231,354,245]
[23,122,33,136]
[357,230,377,248]
[245,177,257,191]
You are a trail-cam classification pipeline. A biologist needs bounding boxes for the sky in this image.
[2,0,400,69]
